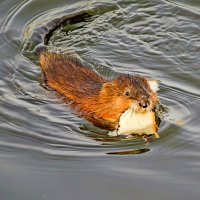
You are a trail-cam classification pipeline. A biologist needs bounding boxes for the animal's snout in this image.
[139,103,147,108]
[139,100,149,108]
[142,104,148,108]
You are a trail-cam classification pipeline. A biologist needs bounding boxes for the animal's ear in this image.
[148,80,159,92]
[102,82,117,94]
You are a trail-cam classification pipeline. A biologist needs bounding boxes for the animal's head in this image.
[101,74,159,113]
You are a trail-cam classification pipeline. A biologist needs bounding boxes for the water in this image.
[0,0,200,199]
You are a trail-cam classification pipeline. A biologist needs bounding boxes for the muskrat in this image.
[39,52,160,137]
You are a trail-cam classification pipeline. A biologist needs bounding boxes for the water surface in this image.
[0,0,200,199]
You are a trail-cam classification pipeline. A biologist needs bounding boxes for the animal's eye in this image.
[125,91,131,96]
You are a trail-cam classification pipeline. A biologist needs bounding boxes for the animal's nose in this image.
[139,101,148,108]
[142,104,148,108]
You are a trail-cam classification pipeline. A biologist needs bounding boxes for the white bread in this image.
[109,108,159,138]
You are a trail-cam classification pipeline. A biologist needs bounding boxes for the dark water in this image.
[0,0,200,199]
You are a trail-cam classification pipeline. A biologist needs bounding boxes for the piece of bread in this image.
[109,108,159,138]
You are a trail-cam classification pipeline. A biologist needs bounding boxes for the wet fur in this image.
[40,52,158,130]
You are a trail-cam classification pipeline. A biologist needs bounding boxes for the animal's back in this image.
[39,52,106,101]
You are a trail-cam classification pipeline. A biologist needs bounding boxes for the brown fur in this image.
[39,52,158,130]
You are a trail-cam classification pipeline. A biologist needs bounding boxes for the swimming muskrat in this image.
[39,52,160,138]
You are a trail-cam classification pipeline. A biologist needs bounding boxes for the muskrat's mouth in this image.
[130,103,155,113]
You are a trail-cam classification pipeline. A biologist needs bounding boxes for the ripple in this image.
[1,1,200,200]
[0,0,199,159]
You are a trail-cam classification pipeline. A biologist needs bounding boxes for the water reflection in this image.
[107,148,150,155]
